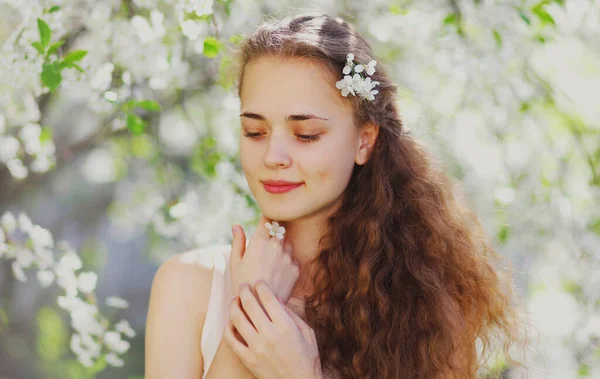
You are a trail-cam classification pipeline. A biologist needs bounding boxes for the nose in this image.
[264,132,291,169]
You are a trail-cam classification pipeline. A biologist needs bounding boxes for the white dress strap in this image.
[200,244,233,379]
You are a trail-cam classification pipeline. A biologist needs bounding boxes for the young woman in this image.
[145,12,526,379]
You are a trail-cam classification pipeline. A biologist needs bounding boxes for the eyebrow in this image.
[239,112,329,122]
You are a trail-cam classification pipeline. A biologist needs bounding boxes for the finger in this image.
[255,280,288,324]
[230,224,246,268]
[282,303,315,342]
[229,296,259,347]
[223,320,252,363]
[239,283,273,332]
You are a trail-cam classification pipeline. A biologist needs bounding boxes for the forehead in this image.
[240,55,349,117]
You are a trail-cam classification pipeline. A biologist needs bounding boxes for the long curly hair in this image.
[230,12,529,379]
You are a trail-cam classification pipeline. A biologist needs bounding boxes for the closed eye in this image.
[243,132,321,143]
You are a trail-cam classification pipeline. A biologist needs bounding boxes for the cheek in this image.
[307,142,356,184]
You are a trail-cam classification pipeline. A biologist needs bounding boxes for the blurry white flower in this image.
[195,0,214,16]
[115,319,136,338]
[7,158,27,179]
[105,352,125,367]
[0,136,20,163]
[131,10,166,44]
[346,53,354,62]
[104,331,131,354]
[18,213,33,233]
[77,272,98,294]
[30,156,51,173]
[58,251,83,271]
[106,296,130,309]
[265,221,285,240]
[71,334,98,367]
[12,261,27,282]
[56,270,79,298]
[0,228,4,243]
[15,247,35,268]
[37,270,55,287]
[1,212,17,233]
[35,248,55,270]
[354,64,364,73]
[71,304,104,336]
[29,225,54,249]
[90,62,115,91]
[19,122,41,142]
[169,202,188,219]
[181,20,203,40]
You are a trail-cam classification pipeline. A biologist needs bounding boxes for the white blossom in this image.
[103,331,131,354]
[7,158,28,179]
[37,270,56,287]
[115,319,136,338]
[0,136,20,163]
[29,225,54,249]
[105,352,125,367]
[106,296,130,309]
[18,213,33,233]
[12,261,27,282]
[1,212,17,233]
[265,221,285,240]
[77,272,98,294]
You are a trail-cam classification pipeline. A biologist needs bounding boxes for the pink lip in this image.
[262,182,303,194]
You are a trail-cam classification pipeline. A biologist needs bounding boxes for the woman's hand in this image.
[224,280,324,379]
[230,214,300,304]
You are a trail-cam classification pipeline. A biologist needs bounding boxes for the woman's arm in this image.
[204,337,256,378]
[145,254,213,379]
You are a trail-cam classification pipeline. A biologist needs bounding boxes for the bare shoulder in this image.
[145,244,231,379]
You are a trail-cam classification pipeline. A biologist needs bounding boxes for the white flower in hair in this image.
[365,60,377,75]
[265,221,286,240]
[336,75,356,97]
[335,53,379,101]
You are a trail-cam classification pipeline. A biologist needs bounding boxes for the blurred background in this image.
[0,0,598,378]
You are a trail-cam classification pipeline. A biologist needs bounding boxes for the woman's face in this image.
[239,55,375,222]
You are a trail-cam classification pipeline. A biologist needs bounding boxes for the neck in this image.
[274,198,342,299]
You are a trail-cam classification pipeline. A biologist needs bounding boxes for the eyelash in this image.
[243,132,321,143]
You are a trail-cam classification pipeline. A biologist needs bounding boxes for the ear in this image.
[355,122,379,165]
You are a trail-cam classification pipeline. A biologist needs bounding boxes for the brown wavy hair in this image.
[230,12,529,379]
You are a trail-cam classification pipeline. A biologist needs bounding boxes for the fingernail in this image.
[232,225,238,235]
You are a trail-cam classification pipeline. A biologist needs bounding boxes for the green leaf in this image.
[517,9,531,25]
[37,18,51,46]
[41,61,62,92]
[63,50,88,65]
[126,113,146,135]
[492,29,502,47]
[590,219,600,236]
[46,41,64,57]
[203,37,221,58]
[497,225,510,244]
[31,42,45,54]
[229,34,244,45]
[47,5,61,13]
[389,5,408,15]
[443,13,457,25]
[70,63,85,73]
[532,2,556,26]
[40,126,53,142]
[135,100,161,112]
